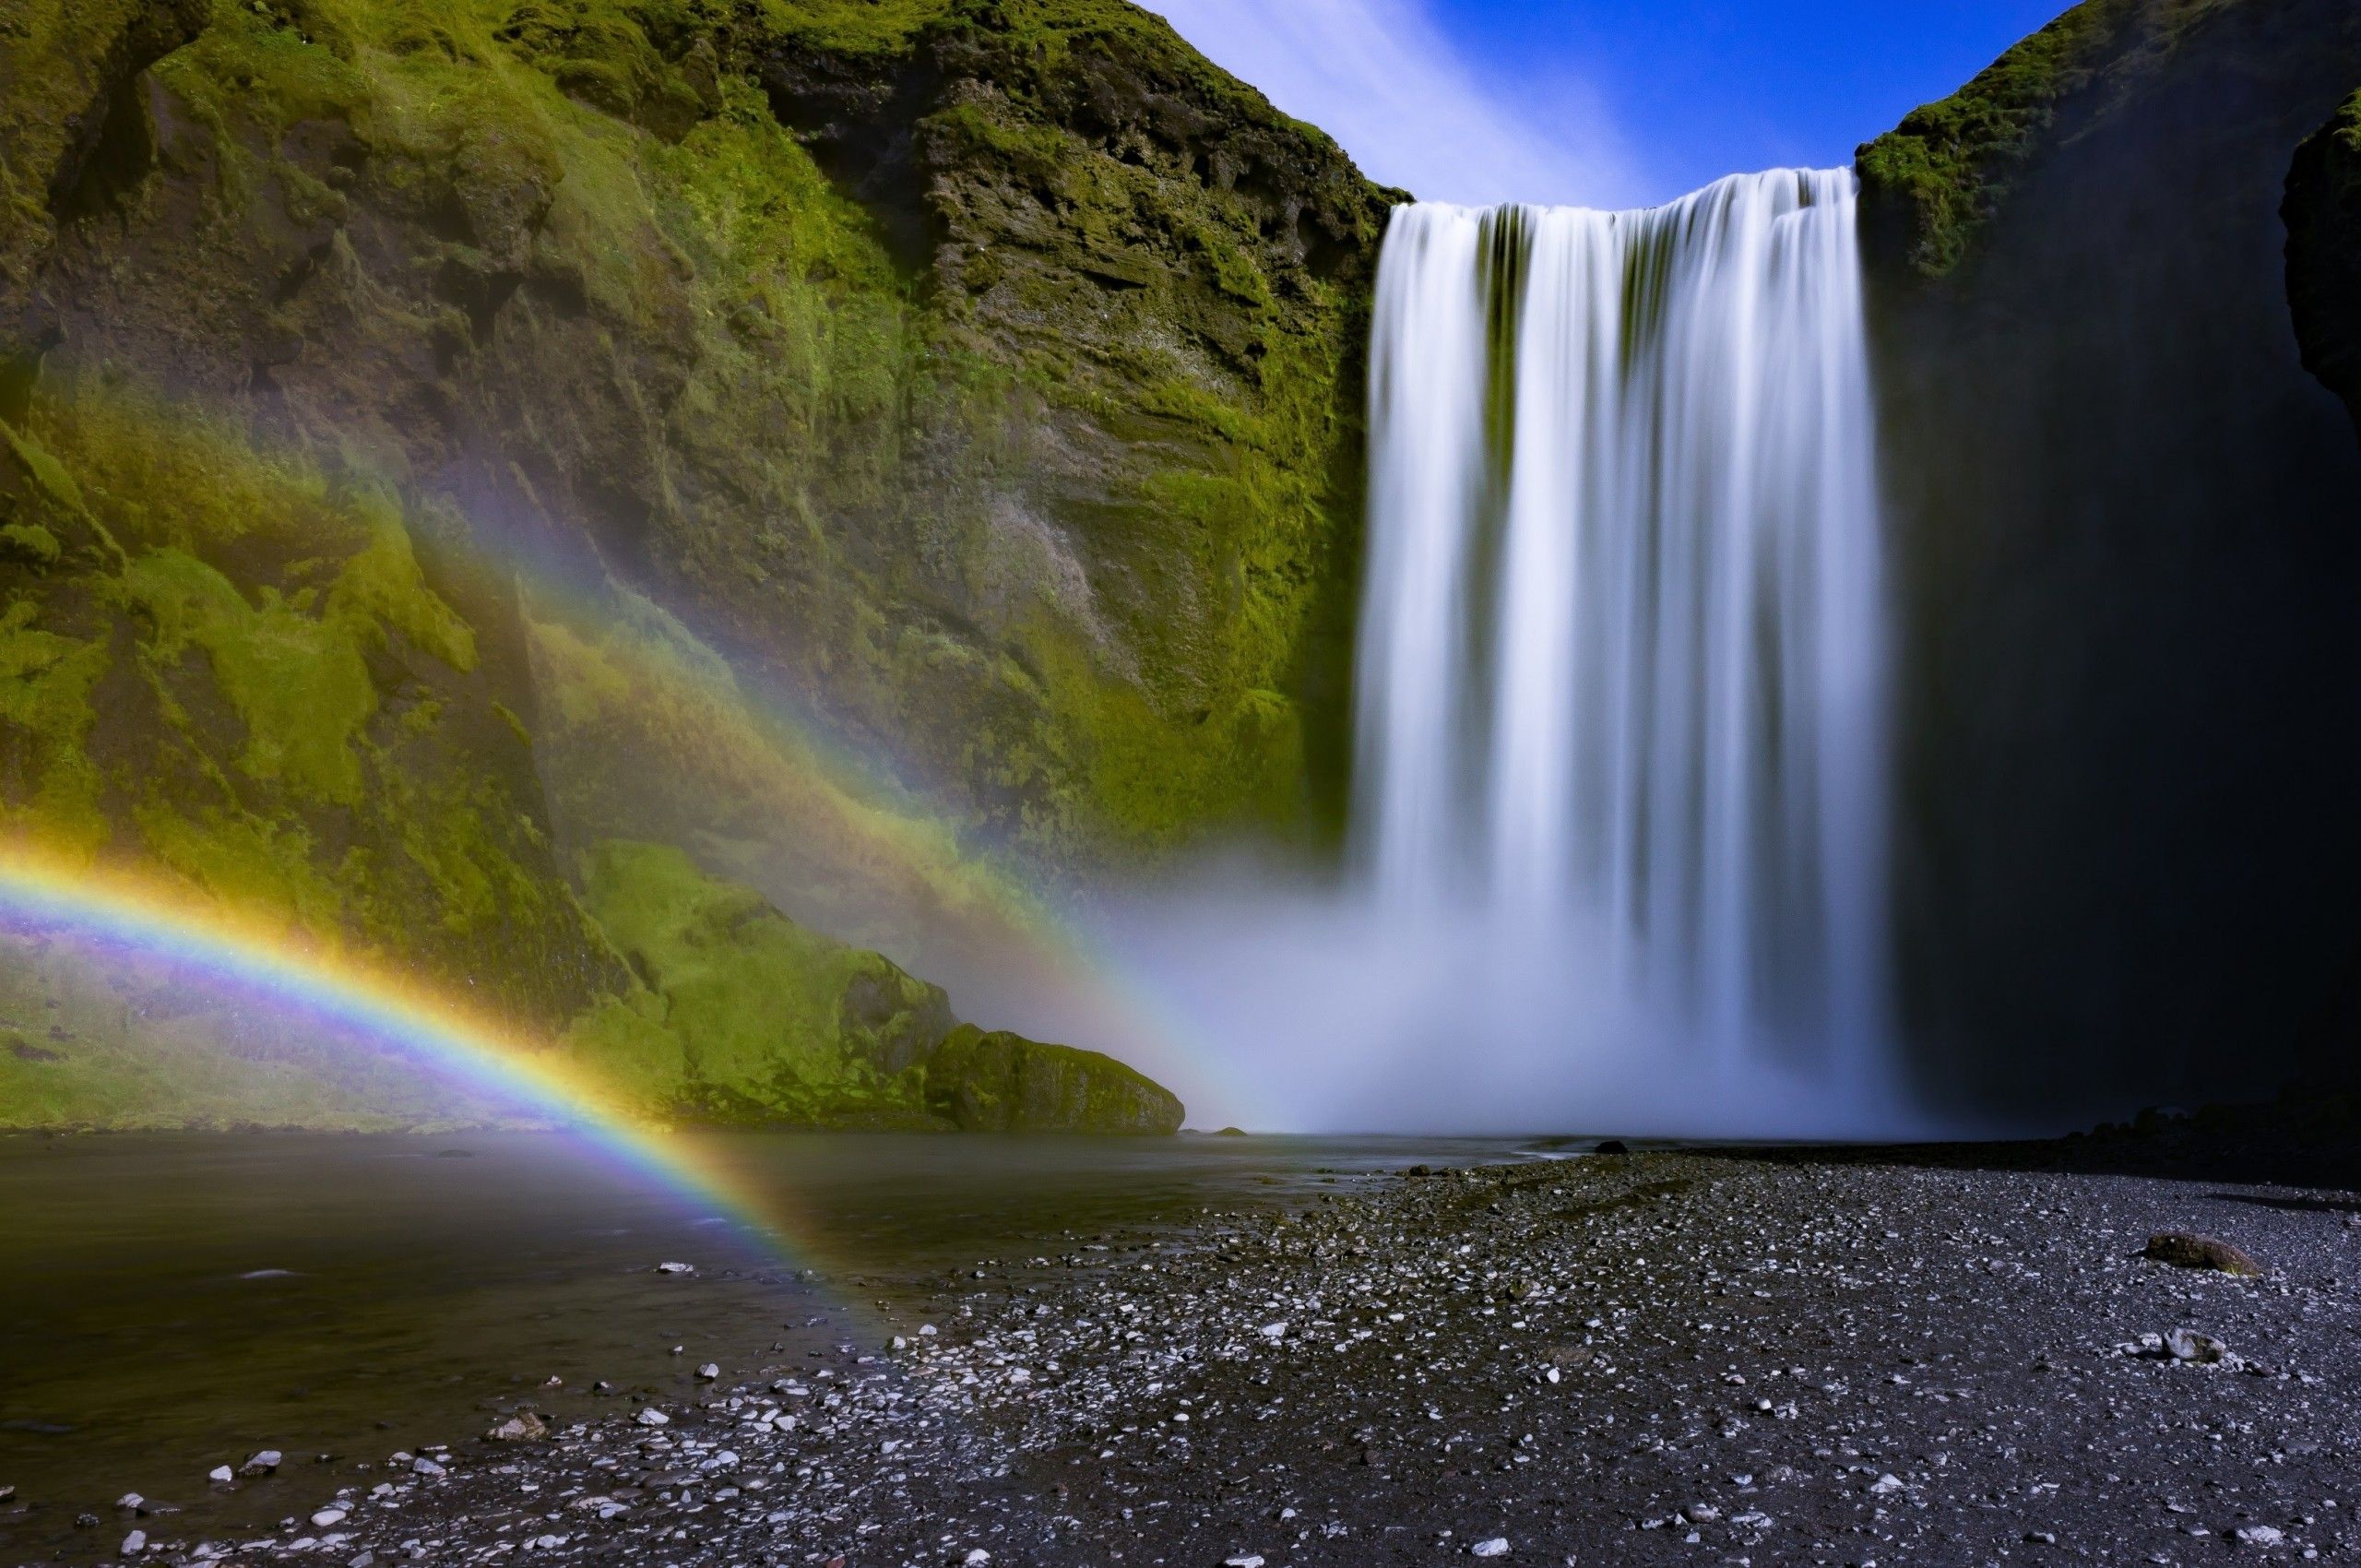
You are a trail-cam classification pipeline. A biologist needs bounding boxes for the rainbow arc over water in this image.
[0,846,792,1237]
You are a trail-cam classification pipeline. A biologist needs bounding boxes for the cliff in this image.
[1858,0,2361,1115]
[0,0,1380,1129]
[2284,89,2361,440]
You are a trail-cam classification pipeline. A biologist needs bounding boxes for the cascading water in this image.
[1354,169,1891,1081]
[1106,170,1914,1135]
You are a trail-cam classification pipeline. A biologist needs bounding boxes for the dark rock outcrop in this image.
[2285,89,2361,440]
[1859,0,2361,1116]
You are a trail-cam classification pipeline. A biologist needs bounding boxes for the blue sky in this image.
[1149,0,2069,208]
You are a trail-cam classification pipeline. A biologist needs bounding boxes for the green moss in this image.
[1856,0,2242,278]
[924,1021,1182,1133]
[566,838,949,1124]
[1,521,62,564]
[0,600,112,857]
[124,548,378,803]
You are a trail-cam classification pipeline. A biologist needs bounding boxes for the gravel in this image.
[35,1144,2361,1566]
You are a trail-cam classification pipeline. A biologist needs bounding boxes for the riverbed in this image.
[0,1130,1525,1557]
[7,1129,2360,1566]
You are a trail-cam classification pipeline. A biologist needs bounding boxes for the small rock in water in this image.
[1471,1539,1512,1558]
[2236,1525,2286,1547]
[1593,1140,1631,1156]
[312,1510,348,1528]
[2143,1232,2261,1276]
[655,1262,694,1275]
[409,1457,445,1478]
[120,1531,146,1557]
[635,1408,670,1427]
[208,1467,233,1484]
[115,1493,143,1512]
[485,1412,547,1443]
[2165,1327,2228,1364]
[695,1363,720,1381]
[240,1452,281,1477]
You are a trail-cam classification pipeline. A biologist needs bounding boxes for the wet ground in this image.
[6,1130,2361,1566]
[0,1129,1514,1558]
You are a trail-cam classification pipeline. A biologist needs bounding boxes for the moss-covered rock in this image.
[924,1020,1181,1134]
[564,839,1182,1131]
[566,837,952,1125]
[2284,89,2361,439]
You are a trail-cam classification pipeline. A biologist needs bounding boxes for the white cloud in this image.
[1145,0,1646,210]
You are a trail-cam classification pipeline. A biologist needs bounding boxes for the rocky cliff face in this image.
[1859,0,2361,1116]
[2285,89,2361,440]
[0,0,1355,1129]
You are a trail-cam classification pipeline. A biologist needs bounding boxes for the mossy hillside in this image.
[12,0,1390,885]
[522,586,1074,988]
[1856,0,2248,279]
[0,380,624,1029]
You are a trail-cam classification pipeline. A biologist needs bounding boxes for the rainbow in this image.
[0,846,790,1237]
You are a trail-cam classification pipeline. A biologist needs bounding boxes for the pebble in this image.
[485,1412,547,1443]
[635,1409,670,1427]
[656,1261,694,1274]
[313,1509,349,1527]
[1222,1556,1264,1567]
[409,1457,445,1478]
[2236,1525,2286,1547]
[241,1452,281,1476]
[120,1531,146,1557]
[696,1362,720,1381]
[208,1467,232,1484]
[1471,1538,1511,1557]
[2165,1327,2228,1364]
[115,1493,142,1511]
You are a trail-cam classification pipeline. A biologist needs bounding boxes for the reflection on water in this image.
[0,1130,1533,1550]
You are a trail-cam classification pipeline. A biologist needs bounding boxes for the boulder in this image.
[2142,1231,2261,1276]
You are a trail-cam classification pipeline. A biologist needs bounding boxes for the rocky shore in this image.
[25,1138,2361,1567]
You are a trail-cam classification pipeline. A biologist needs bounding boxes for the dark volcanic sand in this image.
[21,1138,2361,1567]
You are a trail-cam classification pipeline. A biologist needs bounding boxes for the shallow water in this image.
[0,1130,1537,1552]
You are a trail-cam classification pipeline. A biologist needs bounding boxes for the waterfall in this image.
[1353,170,1890,1070]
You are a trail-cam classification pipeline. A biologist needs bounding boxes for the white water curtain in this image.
[1353,170,1889,1068]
